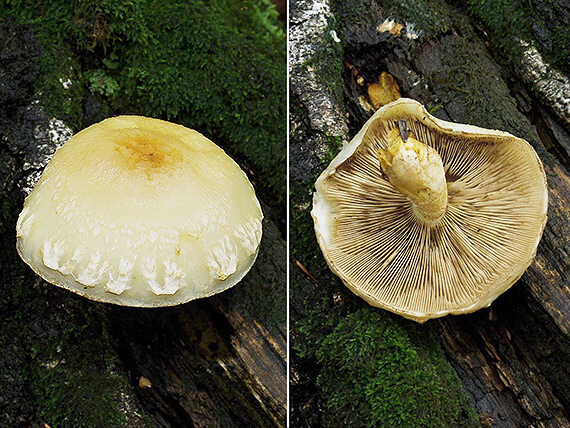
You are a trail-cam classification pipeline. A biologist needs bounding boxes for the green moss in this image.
[14,290,137,427]
[324,135,343,162]
[461,0,570,76]
[2,0,286,205]
[314,310,479,428]
[26,317,128,428]
[416,27,542,150]
[89,69,121,97]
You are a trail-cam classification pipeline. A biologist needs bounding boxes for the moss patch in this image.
[2,0,286,205]
[461,0,570,77]
[314,310,479,427]
[24,307,128,428]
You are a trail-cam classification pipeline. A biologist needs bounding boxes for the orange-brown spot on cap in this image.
[115,131,184,171]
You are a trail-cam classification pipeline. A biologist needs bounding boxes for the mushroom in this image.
[312,98,548,322]
[367,71,401,110]
[16,116,263,307]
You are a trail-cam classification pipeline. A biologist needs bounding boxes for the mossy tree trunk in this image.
[0,3,286,426]
[290,0,570,426]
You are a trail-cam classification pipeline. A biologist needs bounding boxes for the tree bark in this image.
[0,18,286,428]
[290,0,570,426]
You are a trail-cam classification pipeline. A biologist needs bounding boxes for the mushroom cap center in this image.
[115,132,184,171]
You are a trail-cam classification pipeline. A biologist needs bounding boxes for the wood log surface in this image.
[290,0,570,426]
[0,16,286,428]
[4,0,570,426]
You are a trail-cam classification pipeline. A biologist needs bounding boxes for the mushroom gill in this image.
[312,98,548,322]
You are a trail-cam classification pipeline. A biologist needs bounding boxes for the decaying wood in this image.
[110,219,287,427]
[0,19,286,427]
[290,0,570,426]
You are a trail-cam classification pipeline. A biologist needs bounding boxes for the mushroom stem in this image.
[378,122,448,223]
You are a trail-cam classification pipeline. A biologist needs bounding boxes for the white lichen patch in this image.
[330,30,340,43]
[59,77,73,90]
[48,118,73,147]
[520,39,570,127]
[405,23,420,40]
[22,116,74,195]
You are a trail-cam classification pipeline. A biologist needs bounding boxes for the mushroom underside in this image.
[317,116,546,320]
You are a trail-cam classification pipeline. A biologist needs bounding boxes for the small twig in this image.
[398,119,409,141]
[293,259,319,284]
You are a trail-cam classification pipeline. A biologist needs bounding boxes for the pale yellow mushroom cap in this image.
[312,98,548,323]
[16,116,263,307]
